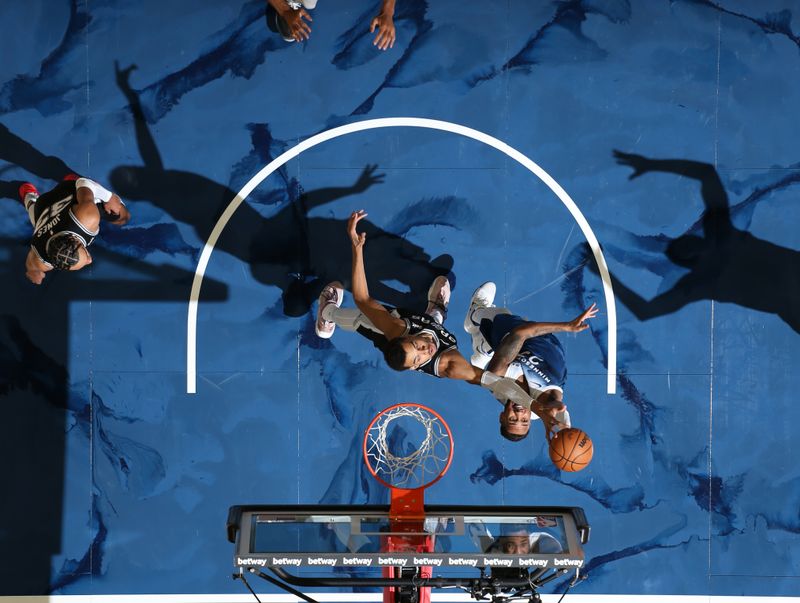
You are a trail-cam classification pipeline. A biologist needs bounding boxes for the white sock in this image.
[323,307,380,333]
[426,306,445,324]
[25,194,38,226]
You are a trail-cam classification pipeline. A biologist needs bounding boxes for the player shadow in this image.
[607,151,800,333]
[110,63,453,317]
[0,236,226,594]
[0,122,78,200]
[1,119,228,593]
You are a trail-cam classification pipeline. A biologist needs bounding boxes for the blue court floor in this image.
[1,0,799,599]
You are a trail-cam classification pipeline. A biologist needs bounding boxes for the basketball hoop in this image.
[364,402,453,491]
[363,401,453,518]
[363,403,453,603]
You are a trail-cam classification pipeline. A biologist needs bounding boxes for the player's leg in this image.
[470,306,515,367]
[464,281,512,367]
[464,281,513,331]
[316,281,344,338]
[464,281,496,333]
[424,276,450,324]
[316,281,382,338]
[469,330,494,369]
[325,307,380,333]
[18,183,40,226]
[471,306,511,324]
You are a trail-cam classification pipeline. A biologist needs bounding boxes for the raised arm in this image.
[485,304,598,377]
[300,165,384,213]
[348,210,406,339]
[437,350,483,383]
[267,0,312,41]
[370,0,396,50]
[435,350,540,414]
[114,62,164,172]
[611,272,705,321]
[75,178,130,228]
[613,150,731,237]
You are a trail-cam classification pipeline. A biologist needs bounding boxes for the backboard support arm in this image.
[262,565,570,590]
[237,568,321,603]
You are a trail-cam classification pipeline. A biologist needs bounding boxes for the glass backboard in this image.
[228,505,589,571]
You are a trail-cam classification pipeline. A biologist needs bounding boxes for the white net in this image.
[364,404,452,489]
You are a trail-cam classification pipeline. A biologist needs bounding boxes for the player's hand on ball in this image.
[542,417,567,441]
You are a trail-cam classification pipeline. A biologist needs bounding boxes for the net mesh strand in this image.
[365,405,451,489]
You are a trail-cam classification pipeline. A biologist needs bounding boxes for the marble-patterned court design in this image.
[1,0,799,600]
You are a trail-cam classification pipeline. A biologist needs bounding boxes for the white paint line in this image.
[186,118,617,395]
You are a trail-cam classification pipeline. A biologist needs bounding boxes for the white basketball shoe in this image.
[464,281,496,334]
[315,281,343,338]
[425,276,450,322]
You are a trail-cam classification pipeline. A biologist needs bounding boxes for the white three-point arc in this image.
[185,117,617,395]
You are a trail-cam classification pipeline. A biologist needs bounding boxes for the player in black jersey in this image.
[315,210,534,411]
[315,210,464,377]
[19,175,130,284]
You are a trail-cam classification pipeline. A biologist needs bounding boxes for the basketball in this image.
[549,428,593,472]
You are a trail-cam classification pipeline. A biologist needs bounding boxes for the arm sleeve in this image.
[75,178,114,204]
[480,372,534,408]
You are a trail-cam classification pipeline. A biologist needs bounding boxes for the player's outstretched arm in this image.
[301,165,384,212]
[114,61,165,172]
[370,0,396,50]
[268,0,312,41]
[437,351,483,383]
[348,210,405,339]
[614,149,732,239]
[485,304,599,376]
[439,353,534,408]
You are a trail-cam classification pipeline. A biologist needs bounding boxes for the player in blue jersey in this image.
[464,282,598,442]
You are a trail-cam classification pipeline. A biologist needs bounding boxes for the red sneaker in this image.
[62,173,79,181]
[18,183,39,204]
